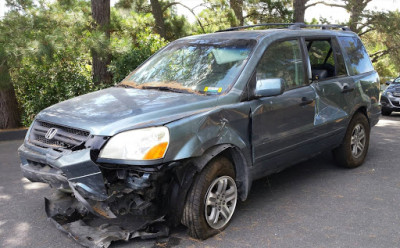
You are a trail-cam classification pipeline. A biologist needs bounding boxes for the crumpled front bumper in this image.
[44,192,169,248]
[19,142,113,218]
[19,141,172,247]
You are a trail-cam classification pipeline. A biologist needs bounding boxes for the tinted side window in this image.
[256,40,305,90]
[338,36,374,75]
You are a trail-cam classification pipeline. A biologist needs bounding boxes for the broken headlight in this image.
[99,127,169,160]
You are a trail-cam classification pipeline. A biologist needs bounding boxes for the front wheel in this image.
[182,157,237,240]
[333,113,370,168]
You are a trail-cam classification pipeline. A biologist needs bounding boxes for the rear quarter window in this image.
[338,36,374,76]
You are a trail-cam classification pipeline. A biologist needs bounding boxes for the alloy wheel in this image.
[204,176,237,229]
[350,123,366,159]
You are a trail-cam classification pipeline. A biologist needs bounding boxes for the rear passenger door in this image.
[251,39,317,171]
[305,37,354,135]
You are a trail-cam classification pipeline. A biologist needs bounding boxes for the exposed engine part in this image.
[109,193,155,216]
[116,169,126,179]
[126,173,151,190]
[100,169,160,217]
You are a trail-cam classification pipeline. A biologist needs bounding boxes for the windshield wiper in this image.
[141,86,191,94]
[116,84,135,89]
[116,84,198,94]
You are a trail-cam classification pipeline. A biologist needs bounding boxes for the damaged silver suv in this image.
[18,23,380,247]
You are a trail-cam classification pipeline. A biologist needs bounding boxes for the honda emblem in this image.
[45,128,58,140]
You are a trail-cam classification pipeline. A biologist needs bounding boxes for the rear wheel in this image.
[333,113,370,168]
[182,157,237,239]
[381,110,392,116]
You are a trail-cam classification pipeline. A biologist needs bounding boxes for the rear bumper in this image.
[369,110,380,127]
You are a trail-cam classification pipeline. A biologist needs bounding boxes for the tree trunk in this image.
[230,0,244,26]
[0,60,20,129]
[150,0,166,39]
[91,0,112,85]
[320,0,372,33]
[293,0,308,23]
[348,0,370,33]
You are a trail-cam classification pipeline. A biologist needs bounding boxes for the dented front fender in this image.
[164,102,252,162]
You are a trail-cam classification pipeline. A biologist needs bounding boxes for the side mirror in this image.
[385,81,391,85]
[254,78,285,98]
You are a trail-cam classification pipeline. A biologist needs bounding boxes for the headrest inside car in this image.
[312,69,328,80]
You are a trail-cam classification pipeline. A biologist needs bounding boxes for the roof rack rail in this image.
[292,23,351,31]
[216,22,351,32]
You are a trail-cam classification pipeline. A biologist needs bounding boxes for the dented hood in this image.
[36,87,217,135]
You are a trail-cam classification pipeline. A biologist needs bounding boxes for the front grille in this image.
[29,120,90,150]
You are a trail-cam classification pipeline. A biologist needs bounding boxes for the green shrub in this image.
[12,53,104,126]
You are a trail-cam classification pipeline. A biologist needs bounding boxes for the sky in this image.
[0,0,6,17]
[305,0,400,23]
[176,0,400,24]
[1,0,400,23]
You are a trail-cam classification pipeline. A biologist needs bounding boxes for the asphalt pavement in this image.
[1,114,400,248]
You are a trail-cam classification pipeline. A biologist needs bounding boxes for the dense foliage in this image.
[14,53,95,125]
[1,0,399,127]
[1,0,166,126]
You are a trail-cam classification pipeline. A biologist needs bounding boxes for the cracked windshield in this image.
[121,39,255,94]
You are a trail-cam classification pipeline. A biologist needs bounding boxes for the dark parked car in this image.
[18,23,380,247]
[381,76,400,115]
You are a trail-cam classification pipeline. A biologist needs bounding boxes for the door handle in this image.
[300,97,314,106]
[342,84,354,93]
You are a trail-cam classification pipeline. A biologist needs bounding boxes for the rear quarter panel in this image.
[351,71,381,126]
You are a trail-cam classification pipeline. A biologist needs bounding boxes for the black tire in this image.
[333,113,370,168]
[182,156,237,240]
[381,110,392,116]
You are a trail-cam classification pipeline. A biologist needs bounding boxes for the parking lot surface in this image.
[1,114,399,248]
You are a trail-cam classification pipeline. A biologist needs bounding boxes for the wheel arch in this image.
[353,106,370,125]
[190,144,252,202]
[167,144,251,227]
